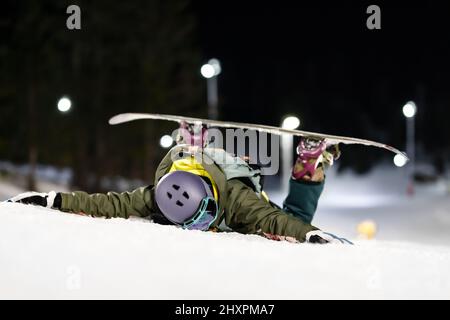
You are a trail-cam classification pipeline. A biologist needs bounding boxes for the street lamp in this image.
[282,116,301,130]
[403,101,417,118]
[403,101,417,195]
[57,96,72,112]
[160,135,174,149]
[200,58,221,120]
[200,64,216,79]
[281,115,300,193]
[393,154,408,167]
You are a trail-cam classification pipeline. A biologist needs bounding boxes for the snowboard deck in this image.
[109,113,408,159]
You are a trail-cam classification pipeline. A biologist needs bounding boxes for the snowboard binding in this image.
[292,138,341,181]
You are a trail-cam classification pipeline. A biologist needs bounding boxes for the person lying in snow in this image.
[8,133,349,244]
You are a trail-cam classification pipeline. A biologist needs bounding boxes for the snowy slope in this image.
[269,164,450,246]
[1,202,450,300]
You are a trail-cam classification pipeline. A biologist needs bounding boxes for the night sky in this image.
[195,1,450,168]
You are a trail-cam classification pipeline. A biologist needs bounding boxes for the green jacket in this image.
[60,146,319,242]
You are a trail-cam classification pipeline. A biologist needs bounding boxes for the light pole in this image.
[281,116,301,194]
[200,59,221,120]
[402,101,417,195]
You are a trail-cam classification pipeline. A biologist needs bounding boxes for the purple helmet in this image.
[155,171,218,230]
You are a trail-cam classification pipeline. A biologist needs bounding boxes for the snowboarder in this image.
[8,134,348,244]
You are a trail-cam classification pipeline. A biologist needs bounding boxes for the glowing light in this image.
[200,64,216,79]
[282,116,301,130]
[200,58,221,78]
[208,58,221,76]
[393,154,408,167]
[57,97,72,112]
[160,135,174,148]
[402,101,417,118]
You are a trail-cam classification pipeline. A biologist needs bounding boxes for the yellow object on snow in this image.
[357,220,377,239]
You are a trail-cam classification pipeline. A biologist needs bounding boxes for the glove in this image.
[7,191,61,209]
[306,230,353,245]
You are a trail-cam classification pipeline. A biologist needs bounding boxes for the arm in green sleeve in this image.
[224,180,318,243]
[59,186,154,219]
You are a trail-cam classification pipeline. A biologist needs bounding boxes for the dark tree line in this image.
[0,0,204,192]
[2,1,450,190]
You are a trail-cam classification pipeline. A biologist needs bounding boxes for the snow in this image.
[0,161,72,187]
[270,164,450,246]
[1,163,450,299]
[0,181,24,201]
[1,202,450,299]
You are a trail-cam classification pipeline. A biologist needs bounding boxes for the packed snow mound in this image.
[1,203,450,299]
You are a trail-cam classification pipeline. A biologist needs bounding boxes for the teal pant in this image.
[283,179,324,224]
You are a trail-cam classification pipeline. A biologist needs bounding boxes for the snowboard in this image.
[109,113,408,159]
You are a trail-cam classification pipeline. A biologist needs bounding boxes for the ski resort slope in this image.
[1,202,450,300]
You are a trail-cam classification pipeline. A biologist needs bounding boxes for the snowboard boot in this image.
[176,121,209,148]
[292,137,341,182]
